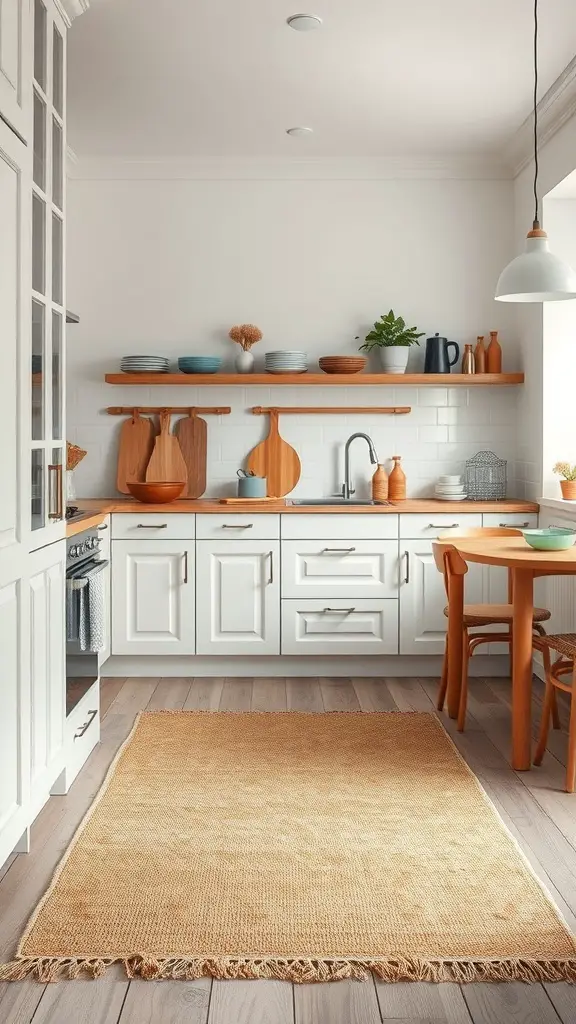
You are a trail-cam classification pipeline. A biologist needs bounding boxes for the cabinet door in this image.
[29,539,65,799]
[281,599,398,656]
[399,540,483,655]
[282,540,398,599]
[0,0,30,141]
[196,541,279,655]
[111,540,195,656]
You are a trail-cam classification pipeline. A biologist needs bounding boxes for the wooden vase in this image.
[388,456,406,501]
[372,464,389,502]
[486,331,502,373]
[560,479,576,500]
[474,336,486,373]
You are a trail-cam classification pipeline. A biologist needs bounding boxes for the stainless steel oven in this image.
[65,526,108,716]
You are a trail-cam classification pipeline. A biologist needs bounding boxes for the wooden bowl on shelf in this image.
[127,481,186,504]
[318,356,367,375]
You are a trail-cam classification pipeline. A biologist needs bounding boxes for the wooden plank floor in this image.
[0,675,575,1024]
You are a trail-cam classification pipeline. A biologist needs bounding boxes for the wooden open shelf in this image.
[105,372,524,387]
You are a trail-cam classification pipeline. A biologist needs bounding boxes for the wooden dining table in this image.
[445,534,576,771]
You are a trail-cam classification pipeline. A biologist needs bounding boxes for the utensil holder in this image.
[238,475,267,498]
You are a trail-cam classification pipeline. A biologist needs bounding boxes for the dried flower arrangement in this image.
[229,324,263,352]
[67,441,87,471]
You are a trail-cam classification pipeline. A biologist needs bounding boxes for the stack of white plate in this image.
[435,475,467,501]
[121,355,170,374]
[265,350,308,375]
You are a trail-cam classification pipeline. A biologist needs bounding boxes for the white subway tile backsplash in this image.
[417,425,448,443]
[417,388,448,407]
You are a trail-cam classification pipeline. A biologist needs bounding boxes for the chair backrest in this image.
[439,526,522,539]
[431,541,468,601]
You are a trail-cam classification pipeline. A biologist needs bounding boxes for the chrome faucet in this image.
[342,432,378,499]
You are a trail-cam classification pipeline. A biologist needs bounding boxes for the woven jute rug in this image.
[2,710,576,984]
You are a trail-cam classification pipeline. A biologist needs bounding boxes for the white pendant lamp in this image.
[495,0,576,302]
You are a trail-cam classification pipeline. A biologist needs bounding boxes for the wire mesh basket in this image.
[465,451,507,501]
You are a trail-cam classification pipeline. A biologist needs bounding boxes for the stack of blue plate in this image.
[178,356,222,375]
[265,350,308,374]
[121,355,169,374]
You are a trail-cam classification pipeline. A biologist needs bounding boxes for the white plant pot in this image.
[235,350,255,374]
[378,346,410,374]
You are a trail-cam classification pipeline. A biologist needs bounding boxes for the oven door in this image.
[66,558,108,716]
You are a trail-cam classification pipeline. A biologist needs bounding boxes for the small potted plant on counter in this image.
[553,461,576,499]
[359,309,424,374]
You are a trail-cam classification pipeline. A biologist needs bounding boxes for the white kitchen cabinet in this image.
[28,539,65,810]
[399,539,483,655]
[111,513,195,541]
[282,599,398,655]
[196,513,278,540]
[196,541,279,655]
[97,517,111,666]
[399,513,482,540]
[281,514,398,540]
[111,539,195,656]
[282,539,398,599]
[0,0,31,141]
[0,575,29,863]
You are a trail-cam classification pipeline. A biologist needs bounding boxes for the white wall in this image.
[66,173,519,499]
[512,113,576,499]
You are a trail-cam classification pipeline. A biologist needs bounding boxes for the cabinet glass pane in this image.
[34,0,47,90]
[52,119,63,210]
[52,213,63,305]
[52,312,63,439]
[32,194,46,294]
[32,301,45,441]
[31,450,45,531]
[33,92,46,190]
[48,448,63,521]
[53,27,64,116]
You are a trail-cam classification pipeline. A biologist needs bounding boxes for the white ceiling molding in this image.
[67,155,511,182]
[55,0,90,27]
[504,56,576,177]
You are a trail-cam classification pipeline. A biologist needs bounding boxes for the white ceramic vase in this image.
[235,350,255,374]
[378,346,410,374]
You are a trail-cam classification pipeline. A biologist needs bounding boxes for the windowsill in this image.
[538,496,576,513]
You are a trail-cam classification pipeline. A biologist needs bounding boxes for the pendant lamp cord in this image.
[533,0,540,228]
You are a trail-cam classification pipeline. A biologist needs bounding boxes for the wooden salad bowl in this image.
[318,356,367,375]
[127,481,186,504]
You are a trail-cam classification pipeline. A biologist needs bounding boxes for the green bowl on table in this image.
[522,527,576,551]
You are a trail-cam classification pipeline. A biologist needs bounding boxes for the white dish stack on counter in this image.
[435,475,467,501]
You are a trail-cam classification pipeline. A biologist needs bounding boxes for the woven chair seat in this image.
[443,604,551,628]
[535,633,576,660]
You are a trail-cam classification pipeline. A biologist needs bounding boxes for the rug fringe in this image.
[2,955,576,984]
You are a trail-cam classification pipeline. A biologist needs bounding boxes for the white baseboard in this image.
[102,654,510,678]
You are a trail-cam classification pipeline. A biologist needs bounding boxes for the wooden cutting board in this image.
[175,411,207,497]
[246,409,301,497]
[146,410,188,484]
[116,410,155,494]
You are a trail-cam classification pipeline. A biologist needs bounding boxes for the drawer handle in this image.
[321,547,356,553]
[136,523,167,529]
[499,521,530,528]
[221,523,253,529]
[428,523,459,529]
[323,607,355,613]
[74,709,98,740]
[97,523,108,531]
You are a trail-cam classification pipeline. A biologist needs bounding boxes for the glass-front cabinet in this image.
[30,0,66,548]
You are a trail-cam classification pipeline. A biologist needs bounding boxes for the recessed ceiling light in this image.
[286,127,314,137]
[287,14,322,31]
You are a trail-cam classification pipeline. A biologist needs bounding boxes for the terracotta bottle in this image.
[372,464,389,502]
[486,330,502,373]
[474,335,486,373]
[388,456,406,501]
[462,344,475,374]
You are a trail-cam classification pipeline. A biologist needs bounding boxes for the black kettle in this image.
[424,333,460,374]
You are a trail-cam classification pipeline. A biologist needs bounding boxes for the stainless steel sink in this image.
[287,498,393,506]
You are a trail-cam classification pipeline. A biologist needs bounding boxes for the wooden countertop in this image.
[72,497,539,519]
[66,511,109,538]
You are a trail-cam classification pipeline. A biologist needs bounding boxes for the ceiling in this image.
[67,0,576,161]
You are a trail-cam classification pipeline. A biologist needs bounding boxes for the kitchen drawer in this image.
[281,599,398,655]
[63,682,100,789]
[482,513,538,529]
[399,513,482,539]
[111,513,195,540]
[196,513,279,540]
[281,513,398,540]
[282,540,398,599]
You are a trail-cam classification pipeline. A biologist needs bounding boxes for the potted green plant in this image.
[553,462,576,499]
[359,310,424,374]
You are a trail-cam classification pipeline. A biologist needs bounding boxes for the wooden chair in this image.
[533,634,576,792]
[432,527,552,732]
